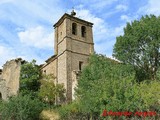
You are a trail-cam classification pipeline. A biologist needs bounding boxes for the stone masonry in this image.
[0,58,22,100]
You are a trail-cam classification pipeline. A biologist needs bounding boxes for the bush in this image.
[57,101,90,120]
[0,94,44,120]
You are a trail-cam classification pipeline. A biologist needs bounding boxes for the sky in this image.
[0,0,160,68]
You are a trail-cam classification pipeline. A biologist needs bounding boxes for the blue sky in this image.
[0,0,160,68]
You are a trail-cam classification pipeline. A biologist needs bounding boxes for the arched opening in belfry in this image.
[0,92,2,100]
[81,26,86,37]
[72,23,77,35]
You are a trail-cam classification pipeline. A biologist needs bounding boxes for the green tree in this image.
[0,94,43,120]
[58,54,160,119]
[38,74,65,108]
[19,60,41,96]
[75,54,137,119]
[113,15,160,80]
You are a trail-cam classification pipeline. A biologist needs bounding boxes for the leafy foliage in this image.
[38,74,65,106]
[113,15,160,80]
[139,80,160,112]
[0,94,43,120]
[76,54,134,115]
[19,60,41,96]
[73,54,160,119]
[57,101,80,120]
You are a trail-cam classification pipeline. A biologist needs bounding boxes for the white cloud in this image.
[120,15,131,22]
[94,21,126,56]
[91,0,118,9]
[18,26,53,48]
[76,0,117,9]
[103,4,128,18]
[75,9,108,42]
[0,0,64,28]
[72,0,119,14]
[0,50,52,71]
[116,4,128,11]
[120,14,139,25]
[138,0,160,16]
[0,44,50,68]
[0,46,16,68]
[111,25,125,37]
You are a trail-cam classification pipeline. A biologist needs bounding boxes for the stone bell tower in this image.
[53,11,94,102]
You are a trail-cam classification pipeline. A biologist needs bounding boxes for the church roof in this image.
[45,54,57,63]
[40,55,57,69]
[54,13,93,27]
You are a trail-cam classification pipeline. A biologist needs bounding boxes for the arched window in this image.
[72,23,77,35]
[81,26,86,37]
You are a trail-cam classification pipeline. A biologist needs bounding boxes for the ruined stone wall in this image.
[0,58,22,100]
[0,79,8,100]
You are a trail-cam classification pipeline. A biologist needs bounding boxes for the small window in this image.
[79,61,83,71]
[0,93,2,100]
[44,70,46,74]
[81,26,86,37]
[72,23,77,35]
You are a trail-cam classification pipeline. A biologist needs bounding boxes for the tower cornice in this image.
[53,13,93,28]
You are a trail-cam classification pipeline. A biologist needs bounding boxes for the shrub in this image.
[0,94,43,120]
[57,101,89,120]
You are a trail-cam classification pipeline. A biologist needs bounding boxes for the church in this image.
[0,11,94,102]
[41,10,94,102]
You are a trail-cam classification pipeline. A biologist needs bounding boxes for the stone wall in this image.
[0,58,22,100]
[0,79,8,100]
[41,57,57,76]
